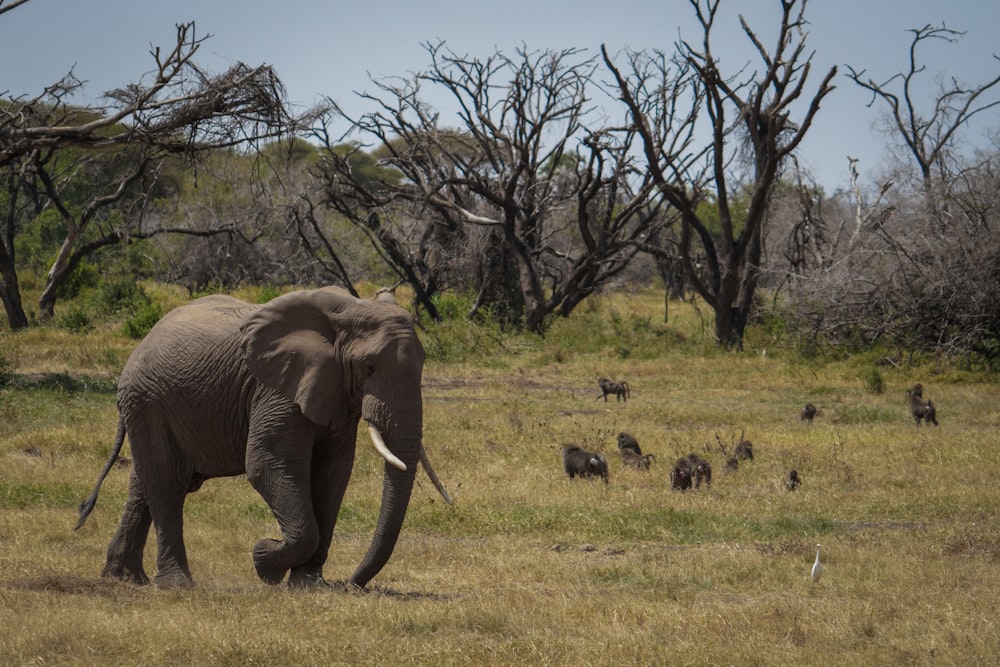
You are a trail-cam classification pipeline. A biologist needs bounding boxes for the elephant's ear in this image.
[240,287,355,428]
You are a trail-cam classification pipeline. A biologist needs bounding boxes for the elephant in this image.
[75,286,452,590]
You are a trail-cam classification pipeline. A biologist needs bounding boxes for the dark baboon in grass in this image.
[801,403,817,422]
[597,377,630,402]
[617,431,641,455]
[785,469,801,491]
[620,448,655,470]
[734,438,754,461]
[561,445,609,483]
[906,384,938,426]
[670,457,692,491]
[686,453,712,489]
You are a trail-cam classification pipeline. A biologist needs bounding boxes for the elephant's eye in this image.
[363,361,376,377]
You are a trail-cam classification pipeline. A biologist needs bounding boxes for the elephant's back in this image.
[119,295,259,402]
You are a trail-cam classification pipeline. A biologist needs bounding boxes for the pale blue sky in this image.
[2,0,998,189]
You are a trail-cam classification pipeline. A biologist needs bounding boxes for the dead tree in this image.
[603,0,836,347]
[0,18,297,328]
[846,24,1000,203]
[316,42,661,332]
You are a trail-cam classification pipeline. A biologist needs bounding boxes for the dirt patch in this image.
[7,573,142,597]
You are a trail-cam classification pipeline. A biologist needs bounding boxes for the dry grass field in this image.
[1,287,998,666]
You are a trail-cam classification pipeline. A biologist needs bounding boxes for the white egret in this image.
[811,544,823,583]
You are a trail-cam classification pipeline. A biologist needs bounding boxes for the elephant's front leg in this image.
[246,417,329,585]
[288,431,358,587]
[102,471,153,585]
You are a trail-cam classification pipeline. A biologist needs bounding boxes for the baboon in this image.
[725,457,739,471]
[620,448,655,470]
[734,438,754,461]
[597,377,630,402]
[687,453,712,489]
[785,469,801,491]
[561,444,609,483]
[670,457,692,491]
[617,431,642,455]
[906,384,938,426]
[801,403,817,422]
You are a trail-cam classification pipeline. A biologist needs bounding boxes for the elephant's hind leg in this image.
[102,471,152,585]
[135,445,196,587]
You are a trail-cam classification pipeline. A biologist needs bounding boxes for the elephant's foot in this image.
[252,538,290,585]
[101,562,150,585]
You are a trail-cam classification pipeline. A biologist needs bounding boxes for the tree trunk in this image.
[0,265,29,330]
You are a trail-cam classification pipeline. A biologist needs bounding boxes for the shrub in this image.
[56,306,93,333]
[0,352,14,388]
[861,366,884,394]
[122,302,163,339]
[96,277,153,317]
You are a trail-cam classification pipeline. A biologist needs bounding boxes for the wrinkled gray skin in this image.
[906,383,938,426]
[75,287,450,589]
[562,445,609,483]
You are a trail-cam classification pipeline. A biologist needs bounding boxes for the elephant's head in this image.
[240,286,450,588]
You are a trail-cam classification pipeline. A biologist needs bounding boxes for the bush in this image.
[56,306,93,333]
[97,278,153,317]
[861,366,884,394]
[122,302,163,339]
[57,262,101,299]
[0,352,14,388]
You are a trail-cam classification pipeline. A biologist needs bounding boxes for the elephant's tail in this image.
[74,418,126,530]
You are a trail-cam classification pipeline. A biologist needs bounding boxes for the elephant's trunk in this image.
[349,463,415,588]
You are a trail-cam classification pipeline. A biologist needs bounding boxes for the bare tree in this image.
[846,24,1000,201]
[315,42,660,332]
[0,18,296,329]
[767,23,1000,360]
[604,0,836,347]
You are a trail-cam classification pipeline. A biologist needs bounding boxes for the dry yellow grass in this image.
[1,289,998,665]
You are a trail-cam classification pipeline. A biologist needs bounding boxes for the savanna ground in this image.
[1,285,998,666]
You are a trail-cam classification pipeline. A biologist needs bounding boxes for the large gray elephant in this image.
[76,286,451,589]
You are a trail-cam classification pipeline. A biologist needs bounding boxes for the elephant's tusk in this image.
[367,425,408,471]
[419,446,454,505]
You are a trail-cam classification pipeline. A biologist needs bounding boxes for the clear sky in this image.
[2,0,998,190]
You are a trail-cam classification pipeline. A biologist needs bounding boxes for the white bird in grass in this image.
[811,544,823,583]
